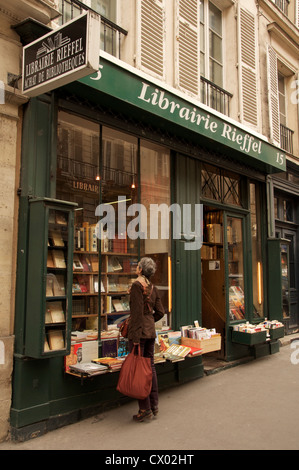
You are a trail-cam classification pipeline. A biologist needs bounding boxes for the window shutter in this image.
[175,0,200,96]
[238,7,258,127]
[267,44,280,146]
[137,0,165,79]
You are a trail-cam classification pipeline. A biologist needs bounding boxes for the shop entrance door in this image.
[201,208,246,358]
[225,215,246,324]
[201,206,226,356]
[276,227,298,332]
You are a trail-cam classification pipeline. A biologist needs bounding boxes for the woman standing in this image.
[128,257,165,422]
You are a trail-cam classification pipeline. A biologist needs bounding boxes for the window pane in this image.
[200,23,205,54]
[57,111,101,331]
[209,1,222,35]
[140,140,171,320]
[274,197,278,219]
[250,184,264,319]
[279,94,286,118]
[89,0,116,20]
[209,31,222,63]
[284,200,293,222]
[209,59,223,87]
[200,52,205,77]
[201,163,222,201]
[228,217,245,322]
[281,244,290,318]
[201,164,241,206]
[278,73,285,94]
[101,127,138,326]
[200,0,204,21]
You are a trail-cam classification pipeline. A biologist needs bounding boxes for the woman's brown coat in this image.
[128,280,165,344]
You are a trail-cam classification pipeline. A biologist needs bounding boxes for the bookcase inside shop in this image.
[45,208,70,354]
[72,220,138,332]
[201,208,224,260]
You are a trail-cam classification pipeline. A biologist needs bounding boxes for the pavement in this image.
[1,333,299,452]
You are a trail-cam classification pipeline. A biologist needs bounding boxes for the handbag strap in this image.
[142,283,154,313]
[133,344,141,356]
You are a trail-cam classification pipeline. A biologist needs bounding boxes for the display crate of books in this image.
[230,324,267,345]
[25,198,76,358]
[181,334,221,354]
[180,325,221,354]
[269,326,285,340]
[258,320,285,340]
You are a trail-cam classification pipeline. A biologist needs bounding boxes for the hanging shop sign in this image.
[22,11,100,97]
[79,54,286,173]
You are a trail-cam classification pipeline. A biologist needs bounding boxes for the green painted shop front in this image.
[11,55,286,439]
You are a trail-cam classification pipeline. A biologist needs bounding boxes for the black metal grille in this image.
[201,163,242,206]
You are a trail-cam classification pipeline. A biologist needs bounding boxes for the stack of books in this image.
[68,362,108,376]
[92,357,125,371]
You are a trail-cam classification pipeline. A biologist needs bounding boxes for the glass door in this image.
[226,215,246,322]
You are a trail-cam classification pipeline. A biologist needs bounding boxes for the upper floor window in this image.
[58,0,126,59]
[200,1,223,88]
[86,0,117,21]
[272,0,290,16]
[278,72,287,127]
[268,45,295,153]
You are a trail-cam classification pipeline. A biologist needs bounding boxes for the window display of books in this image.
[229,285,245,321]
[71,223,138,334]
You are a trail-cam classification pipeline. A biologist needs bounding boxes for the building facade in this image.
[0,0,298,442]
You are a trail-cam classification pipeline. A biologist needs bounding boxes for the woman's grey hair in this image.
[139,257,156,279]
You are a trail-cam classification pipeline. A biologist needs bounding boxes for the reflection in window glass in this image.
[228,217,245,322]
[57,111,101,332]
[274,197,278,219]
[250,183,264,319]
[283,200,293,222]
[140,141,171,321]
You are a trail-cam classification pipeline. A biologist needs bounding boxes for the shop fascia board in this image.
[78,52,286,174]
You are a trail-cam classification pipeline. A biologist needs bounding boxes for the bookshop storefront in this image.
[11,52,286,439]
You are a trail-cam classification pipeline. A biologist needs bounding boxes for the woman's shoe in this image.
[151,406,158,417]
[133,409,152,422]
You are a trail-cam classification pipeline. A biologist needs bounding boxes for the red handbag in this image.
[116,345,152,400]
[119,317,129,338]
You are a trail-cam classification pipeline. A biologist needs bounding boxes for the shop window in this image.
[227,216,246,322]
[140,140,171,321]
[250,183,264,319]
[57,112,101,333]
[57,112,171,336]
[283,200,293,222]
[201,163,242,206]
[275,196,294,222]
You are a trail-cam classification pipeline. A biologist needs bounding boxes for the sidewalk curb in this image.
[279,333,299,348]
[204,333,299,376]
[203,356,254,376]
